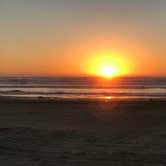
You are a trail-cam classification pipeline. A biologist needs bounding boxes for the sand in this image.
[0,97,166,165]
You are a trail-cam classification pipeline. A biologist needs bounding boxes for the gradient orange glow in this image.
[1,1,166,77]
[86,50,131,77]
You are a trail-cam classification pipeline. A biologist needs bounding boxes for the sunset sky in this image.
[0,0,166,76]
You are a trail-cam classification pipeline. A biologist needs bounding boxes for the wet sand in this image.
[0,98,166,165]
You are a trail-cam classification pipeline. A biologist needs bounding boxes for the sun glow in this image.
[99,66,117,78]
[87,50,130,78]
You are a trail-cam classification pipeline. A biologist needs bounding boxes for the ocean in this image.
[0,77,166,100]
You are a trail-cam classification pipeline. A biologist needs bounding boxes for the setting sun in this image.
[86,50,130,77]
[99,66,117,78]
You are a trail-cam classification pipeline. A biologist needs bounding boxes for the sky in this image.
[0,0,166,76]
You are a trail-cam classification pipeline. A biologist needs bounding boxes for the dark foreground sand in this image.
[0,97,166,165]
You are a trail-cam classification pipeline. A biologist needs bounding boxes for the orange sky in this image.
[0,1,166,77]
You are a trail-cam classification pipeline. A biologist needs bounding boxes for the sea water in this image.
[0,77,166,100]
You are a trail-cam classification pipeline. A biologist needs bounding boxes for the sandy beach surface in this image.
[0,97,166,165]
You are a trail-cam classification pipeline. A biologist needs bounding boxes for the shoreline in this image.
[1,95,166,103]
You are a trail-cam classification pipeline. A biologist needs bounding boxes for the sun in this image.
[99,66,117,78]
[86,50,130,78]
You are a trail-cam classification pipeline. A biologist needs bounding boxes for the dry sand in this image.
[0,98,166,165]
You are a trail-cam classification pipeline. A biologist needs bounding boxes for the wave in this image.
[0,84,166,89]
[0,77,166,99]
[0,90,166,97]
[0,77,166,88]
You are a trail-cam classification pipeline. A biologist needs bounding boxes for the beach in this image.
[0,97,166,165]
[1,0,166,165]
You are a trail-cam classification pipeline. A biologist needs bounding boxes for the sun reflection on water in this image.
[105,96,112,100]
